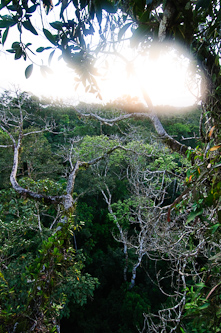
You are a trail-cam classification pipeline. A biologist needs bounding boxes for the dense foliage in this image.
[0,91,220,332]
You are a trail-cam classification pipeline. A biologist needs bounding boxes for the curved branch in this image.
[23,128,53,136]
[148,112,188,156]
[9,143,64,205]
[9,138,130,211]
[75,107,133,126]
[75,107,189,156]
[0,144,13,148]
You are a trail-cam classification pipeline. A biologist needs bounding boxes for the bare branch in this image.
[75,104,190,157]
[23,128,53,136]
[0,144,13,148]
[75,107,133,126]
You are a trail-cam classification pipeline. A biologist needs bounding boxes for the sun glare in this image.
[97,43,201,109]
[0,2,202,109]
[0,39,202,110]
[26,63,78,102]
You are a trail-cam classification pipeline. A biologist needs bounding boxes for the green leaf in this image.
[139,9,150,23]
[211,223,220,234]
[25,64,33,79]
[6,48,15,53]
[36,46,51,53]
[80,0,87,8]
[12,41,20,49]
[36,47,45,53]
[17,22,22,33]
[186,209,203,224]
[7,5,17,11]
[72,0,78,7]
[26,4,38,13]
[199,302,210,310]
[118,22,132,41]
[0,0,12,9]
[53,247,59,254]
[185,302,195,309]
[43,28,57,45]
[196,282,206,289]
[22,19,38,35]
[2,27,9,45]
[95,4,102,27]
[0,18,16,28]
[50,21,63,30]
[14,48,23,59]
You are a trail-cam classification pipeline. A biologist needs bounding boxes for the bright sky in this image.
[0,6,202,108]
[0,51,84,104]
[96,44,201,107]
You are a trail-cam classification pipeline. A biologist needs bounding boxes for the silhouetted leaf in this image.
[43,28,57,45]
[14,47,23,59]
[95,4,102,27]
[36,47,45,52]
[2,27,9,45]
[118,22,132,41]
[22,19,38,35]
[26,4,38,13]
[12,41,20,49]
[6,49,15,53]
[50,21,63,30]
[6,5,17,11]
[0,18,16,28]
[80,0,87,8]
[0,0,12,10]
[60,0,68,19]
[17,22,22,33]
[25,64,33,79]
